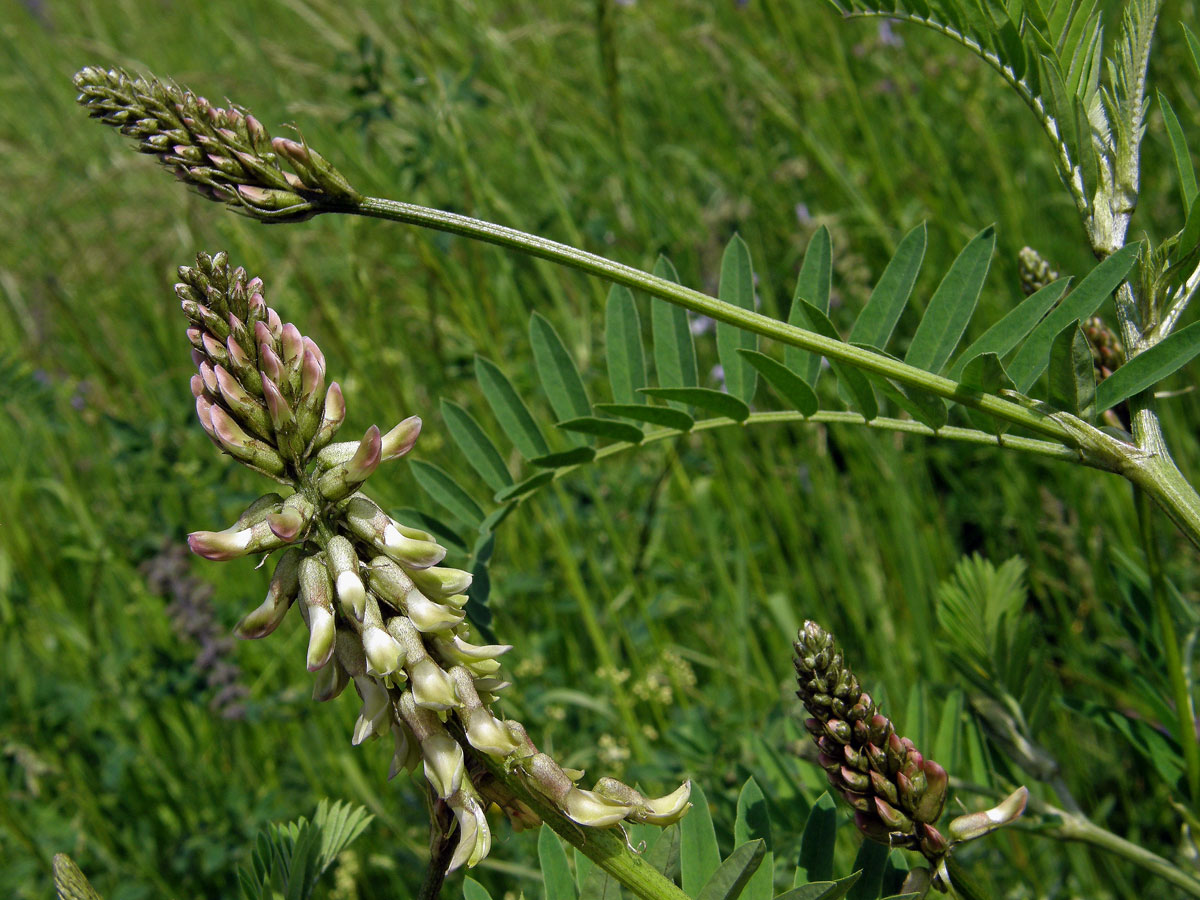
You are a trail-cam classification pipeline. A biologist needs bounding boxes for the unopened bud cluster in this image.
[795,621,1028,887]
[179,252,689,872]
[74,66,360,222]
[1082,316,1124,381]
[1018,246,1061,296]
[795,622,950,861]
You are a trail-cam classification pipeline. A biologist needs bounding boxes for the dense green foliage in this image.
[5,1,1200,898]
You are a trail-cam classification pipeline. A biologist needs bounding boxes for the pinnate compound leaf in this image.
[796,792,837,885]
[1158,92,1198,210]
[696,841,766,900]
[411,460,486,528]
[1096,320,1200,412]
[850,343,947,430]
[681,781,721,897]
[738,350,818,416]
[960,352,1016,435]
[312,799,372,874]
[717,234,758,403]
[640,387,750,422]
[651,255,699,406]
[904,225,995,374]
[948,279,1070,379]
[607,285,647,405]
[1048,322,1096,418]
[475,355,550,459]
[530,446,597,468]
[540,829,577,900]
[530,312,591,426]
[849,222,926,351]
[593,403,695,431]
[1007,242,1140,392]
[787,226,833,386]
[557,416,645,443]
[776,873,862,900]
[798,300,877,420]
[442,399,513,492]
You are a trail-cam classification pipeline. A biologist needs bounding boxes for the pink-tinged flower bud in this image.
[947,786,1028,843]
[198,361,219,394]
[265,307,283,339]
[189,374,206,399]
[260,374,293,433]
[258,343,285,386]
[309,382,345,453]
[380,416,422,461]
[364,625,405,677]
[300,348,324,399]
[234,546,303,639]
[224,335,259,390]
[188,518,287,561]
[209,406,287,476]
[407,565,472,600]
[312,657,350,702]
[302,336,325,373]
[405,589,465,633]
[200,332,228,367]
[315,426,381,501]
[195,397,218,441]
[280,323,304,383]
[447,791,491,872]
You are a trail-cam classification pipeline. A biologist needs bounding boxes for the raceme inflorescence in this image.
[179,251,690,872]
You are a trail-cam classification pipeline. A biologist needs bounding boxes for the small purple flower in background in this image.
[143,542,250,719]
[878,19,904,47]
[710,364,726,391]
[690,313,715,336]
[795,203,813,226]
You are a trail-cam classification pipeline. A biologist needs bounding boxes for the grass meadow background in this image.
[4,1,1200,897]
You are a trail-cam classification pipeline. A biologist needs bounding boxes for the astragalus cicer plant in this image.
[68,0,1200,898]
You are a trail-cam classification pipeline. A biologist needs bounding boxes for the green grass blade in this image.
[557,416,645,443]
[1096,319,1200,412]
[651,255,699,405]
[848,222,927,351]
[796,792,837,885]
[441,399,513,492]
[607,284,647,405]
[1157,92,1197,210]
[410,460,486,528]
[777,873,862,900]
[717,234,758,403]
[1172,193,1200,267]
[1008,242,1140,391]
[593,403,695,430]
[787,226,833,386]
[494,471,555,503]
[1048,322,1096,419]
[1183,24,1200,79]
[530,312,592,424]
[738,350,818,416]
[640,387,751,421]
[681,781,721,897]
[539,828,577,900]
[696,841,766,900]
[948,278,1070,379]
[904,225,995,374]
[475,355,550,459]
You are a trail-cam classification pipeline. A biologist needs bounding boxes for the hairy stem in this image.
[1136,489,1200,801]
[474,752,692,900]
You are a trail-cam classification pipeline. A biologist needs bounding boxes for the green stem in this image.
[351,197,1071,443]
[1135,488,1200,801]
[474,752,692,900]
[951,780,1200,897]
